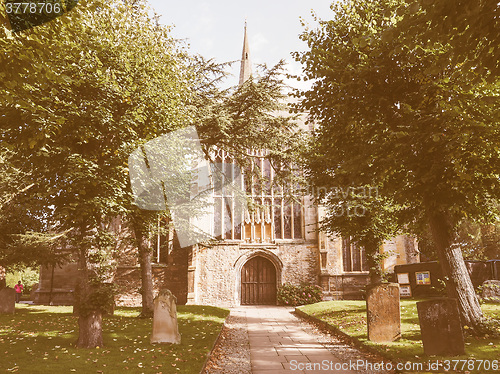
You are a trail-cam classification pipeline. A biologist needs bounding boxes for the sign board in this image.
[416,271,431,285]
[400,285,412,297]
[397,272,410,285]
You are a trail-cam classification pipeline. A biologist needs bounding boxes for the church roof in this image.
[238,21,252,86]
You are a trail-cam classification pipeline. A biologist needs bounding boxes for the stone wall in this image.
[279,243,319,285]
[34,261,81,305]
[114,244,189,308]
[34,244,189,308]
[114,266,167,307]
[191,241,320,307]
[320,273,371,300]
[383,235,420,273]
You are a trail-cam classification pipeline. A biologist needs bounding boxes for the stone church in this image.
[34,25,419,307]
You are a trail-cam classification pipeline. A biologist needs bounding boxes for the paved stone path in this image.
[245,306,359,374]
[206,306,391,374]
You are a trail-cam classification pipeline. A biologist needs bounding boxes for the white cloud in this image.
[192,1,214,34]
[251,32,269,53]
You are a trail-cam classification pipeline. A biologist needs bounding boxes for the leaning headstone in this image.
[417,298,465,356]
[481,280,500,303]
[0,287,15,314]
[366,283,401,342]
[151,289,181,344]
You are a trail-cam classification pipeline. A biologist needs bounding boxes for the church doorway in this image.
[241,256,277,305]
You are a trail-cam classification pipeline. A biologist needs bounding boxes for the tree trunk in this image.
[75,247,104,348]
[0,266,6,289]
[77,311,104,348]
[133,220,154,318]
[364,239,383,284]
[138,237,154,318]
[429,212,484,333]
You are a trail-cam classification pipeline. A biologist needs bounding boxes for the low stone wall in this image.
[33,289,75,305]
[320,273,370,300]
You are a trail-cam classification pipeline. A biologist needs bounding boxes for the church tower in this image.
[239,21,252,86]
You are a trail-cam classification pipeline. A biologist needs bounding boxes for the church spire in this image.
[238,20,252,86]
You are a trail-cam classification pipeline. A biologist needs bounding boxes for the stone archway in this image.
[234,249,282,305]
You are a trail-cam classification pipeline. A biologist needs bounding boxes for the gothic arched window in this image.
[214,149,303,243]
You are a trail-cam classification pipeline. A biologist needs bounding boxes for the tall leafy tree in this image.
[1,0,190,347]
[1,0,305,345]
[296,0,500,333]
[397,0,499,78]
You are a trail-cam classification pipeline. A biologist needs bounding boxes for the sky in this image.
[147,0,335,88]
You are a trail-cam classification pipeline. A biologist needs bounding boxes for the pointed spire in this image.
[239,20,252,86]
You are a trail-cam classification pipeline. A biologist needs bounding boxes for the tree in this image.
[0,149,67,283]
[396,0,499,78]
[126,55,305,316]
[296,0,500,333]
[193,58,306,185]
[1,0,191,347]
[2,0,304,344]
[307,180,401,283]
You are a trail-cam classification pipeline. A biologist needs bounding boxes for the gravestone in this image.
[151,289,181,344]
[0,287,15,314]
[481,280,500,303]
[366,283,401,342]
[417,298,465,356]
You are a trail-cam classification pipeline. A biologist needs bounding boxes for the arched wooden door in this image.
[241,256,276,305]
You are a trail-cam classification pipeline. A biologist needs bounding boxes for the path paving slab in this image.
[244,306,360,373]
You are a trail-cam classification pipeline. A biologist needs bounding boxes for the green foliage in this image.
[0,150,56,268]
[1,0,190,213]
[74,282,116,317]
[5,0,72,33]
[6,267,39,293]
[396,0,500,79]
[478,283,500,308]
[296,0,499,231]
[419,221,500,261]
[0,0,192,277]
[193,58,307,194]
[277,283,322,306]
[1,231,71,269]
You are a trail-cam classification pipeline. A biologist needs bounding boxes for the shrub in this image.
[277,283,322,306]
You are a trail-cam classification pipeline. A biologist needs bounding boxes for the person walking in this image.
[14,281,23,303]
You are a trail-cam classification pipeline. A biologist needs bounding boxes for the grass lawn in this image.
[0,304,229,373]
[298,299,500,373]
